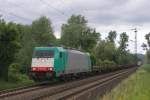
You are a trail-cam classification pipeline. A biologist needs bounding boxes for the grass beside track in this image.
[100,64,150,100]
[0,80,34,91]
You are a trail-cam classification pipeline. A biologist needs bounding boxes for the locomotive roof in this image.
[34,47,90,55]
[34,47,64,51]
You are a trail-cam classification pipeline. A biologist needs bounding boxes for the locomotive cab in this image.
[31,47,67,80]
[32,50,54,72]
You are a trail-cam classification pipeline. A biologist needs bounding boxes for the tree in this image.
[0,22,20,80]
[93,31,136,65]
[117,32,130,64]
[146,50,150,64]
[141,43,148,51]
[0,16,4,24]
[15,24,34,73]
[80,28,100,52]
[145,33,150,48]
[118,32,129,53]
[61,15,100,52]
[107,31,117,43]
[31,16,56,46]
[144,33,150,63]
[94,40,118,63]
[93,31,118,64]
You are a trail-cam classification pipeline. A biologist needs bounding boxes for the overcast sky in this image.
[0,0,149,54]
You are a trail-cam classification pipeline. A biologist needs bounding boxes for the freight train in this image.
[31,47,136,80]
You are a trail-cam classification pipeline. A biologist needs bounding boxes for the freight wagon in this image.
[31,47,91,80]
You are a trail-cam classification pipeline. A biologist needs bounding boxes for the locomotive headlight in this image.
[32,67,36,71]
[49,67,53,71]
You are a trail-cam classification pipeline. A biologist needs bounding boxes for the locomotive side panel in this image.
[64,50,91,74]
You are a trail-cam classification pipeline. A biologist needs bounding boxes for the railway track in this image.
[0,67,137,100]
[0,81,60,100]
[0,81,50,95]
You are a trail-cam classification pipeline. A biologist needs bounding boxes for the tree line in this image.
[142,33,150,63]
[0,15,136,81]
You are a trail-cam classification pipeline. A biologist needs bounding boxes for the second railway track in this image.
[0,67,137,100]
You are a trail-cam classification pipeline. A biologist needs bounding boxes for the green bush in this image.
[143,64,150,73]
[8,63,33,83]
[90,53,97,66]
[102,60,116,65]
[146,51,150,64]
[8,63,20,82]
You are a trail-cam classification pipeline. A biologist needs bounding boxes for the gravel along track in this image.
[0,67,137,100]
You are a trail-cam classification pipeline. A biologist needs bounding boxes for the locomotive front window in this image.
[34,50,54,58]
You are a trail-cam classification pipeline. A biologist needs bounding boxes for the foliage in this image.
[8,63,21,82]
[106,31,117,43]
[0,21,21,81]
[93,31,136,65]
[141,43,148,50]
[15,24,34,73]
[144,33,150,63]
[145,33,150,48]
[102,60,116,65]
[117,32,132,64]
[146,50,150,64]
[94,40,118,63]
[143,64,150,73]
[118,32,129,53]
[8,63,33,82]
[90,53,97,66]
[61,15,100,52]
[31,16,56,46]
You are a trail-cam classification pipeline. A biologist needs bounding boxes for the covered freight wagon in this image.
[31,47,91,80]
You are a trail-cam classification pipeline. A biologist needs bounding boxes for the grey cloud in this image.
[0,0,150,32]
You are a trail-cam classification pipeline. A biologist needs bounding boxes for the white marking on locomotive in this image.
[31,58,54,67]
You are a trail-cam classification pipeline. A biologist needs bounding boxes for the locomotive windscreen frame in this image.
[33,50,54,58]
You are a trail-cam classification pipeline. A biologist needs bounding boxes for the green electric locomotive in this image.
[31,47,91,80]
